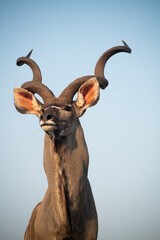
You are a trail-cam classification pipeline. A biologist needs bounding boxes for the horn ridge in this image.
[58,75,108,104]
[17,51,55,104]
[59,41,131,104]
[94,40,131,77]
[16,55,42,83]
[21,81,55,106]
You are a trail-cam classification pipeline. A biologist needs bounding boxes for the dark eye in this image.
[64,106,72,112]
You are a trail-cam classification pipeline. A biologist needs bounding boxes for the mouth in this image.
[40,120,57,132]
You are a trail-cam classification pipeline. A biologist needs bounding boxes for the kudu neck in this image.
[42,119,89,235]
[49,119,83,154]
[43,119,88,178]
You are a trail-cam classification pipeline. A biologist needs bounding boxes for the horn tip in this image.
[26,49,33,58]
[122,40,132,53]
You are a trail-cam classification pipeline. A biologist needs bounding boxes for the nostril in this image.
[40,115,43,121]
[47,115,52,120]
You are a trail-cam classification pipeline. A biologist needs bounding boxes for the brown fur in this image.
[14,42,131,240]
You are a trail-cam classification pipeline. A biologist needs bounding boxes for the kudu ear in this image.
[13,87,43,117]
[74,77,100,117]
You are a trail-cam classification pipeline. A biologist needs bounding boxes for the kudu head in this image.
[14,41,131,140]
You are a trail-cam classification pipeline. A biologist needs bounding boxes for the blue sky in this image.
[1,0,160,239]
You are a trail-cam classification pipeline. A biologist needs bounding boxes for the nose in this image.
[40,113,53,122]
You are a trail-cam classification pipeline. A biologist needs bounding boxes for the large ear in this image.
[13,87,43,117]
[74,77,100,117]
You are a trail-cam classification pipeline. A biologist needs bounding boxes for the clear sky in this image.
[1,0,160,239]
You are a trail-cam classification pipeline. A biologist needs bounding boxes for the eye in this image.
[64,106,72,112]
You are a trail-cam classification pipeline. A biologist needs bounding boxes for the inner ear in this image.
[75,78,100,117]
[14,87,43,116]
[80,82,96,106]
[76,77,100,109]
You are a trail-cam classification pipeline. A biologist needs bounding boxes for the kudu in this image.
[14,41,131,240]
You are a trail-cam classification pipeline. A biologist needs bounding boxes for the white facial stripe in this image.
[45,106,62,111]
